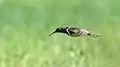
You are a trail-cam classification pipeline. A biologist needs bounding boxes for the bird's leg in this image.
[87,33,101,38]
[92,34,101,38]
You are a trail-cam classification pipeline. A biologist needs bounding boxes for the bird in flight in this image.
[49,27,101,38]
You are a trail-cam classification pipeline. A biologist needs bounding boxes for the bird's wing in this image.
[68,27,81,33]
[80,29,90,36]
[65,27,82,37]
[69,27,90,36]
[80,29,101,38]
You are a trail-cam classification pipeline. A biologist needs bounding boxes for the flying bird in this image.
[49,27,101,38]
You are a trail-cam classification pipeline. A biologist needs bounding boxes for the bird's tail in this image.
[92,34,101,38]
[88,33,101,38]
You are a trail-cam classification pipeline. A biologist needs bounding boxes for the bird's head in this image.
[49,27,65,36]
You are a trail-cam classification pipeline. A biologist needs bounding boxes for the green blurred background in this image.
[0,0,120,67]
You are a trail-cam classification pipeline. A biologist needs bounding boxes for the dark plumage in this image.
[49,27,101,38]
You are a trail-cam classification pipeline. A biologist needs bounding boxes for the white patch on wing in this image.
[80,29,90,36]
[66,27,70,35]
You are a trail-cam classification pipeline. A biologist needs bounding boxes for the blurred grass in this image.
[0,0,120,67]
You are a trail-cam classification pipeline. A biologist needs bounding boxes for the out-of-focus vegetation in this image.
[0,0,120,67]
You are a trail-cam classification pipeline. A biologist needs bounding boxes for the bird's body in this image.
[49,27,100,38]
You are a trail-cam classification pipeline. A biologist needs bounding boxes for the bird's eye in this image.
[56,28,60,31]
[58,27,62,29]
[65,27,68,28]
[65,27,69,28]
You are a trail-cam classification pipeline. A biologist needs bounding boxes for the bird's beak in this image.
[49,31,56,36]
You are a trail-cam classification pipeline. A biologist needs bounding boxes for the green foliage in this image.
[0,0,120,67]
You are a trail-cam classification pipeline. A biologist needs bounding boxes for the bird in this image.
[49,26,101,38]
